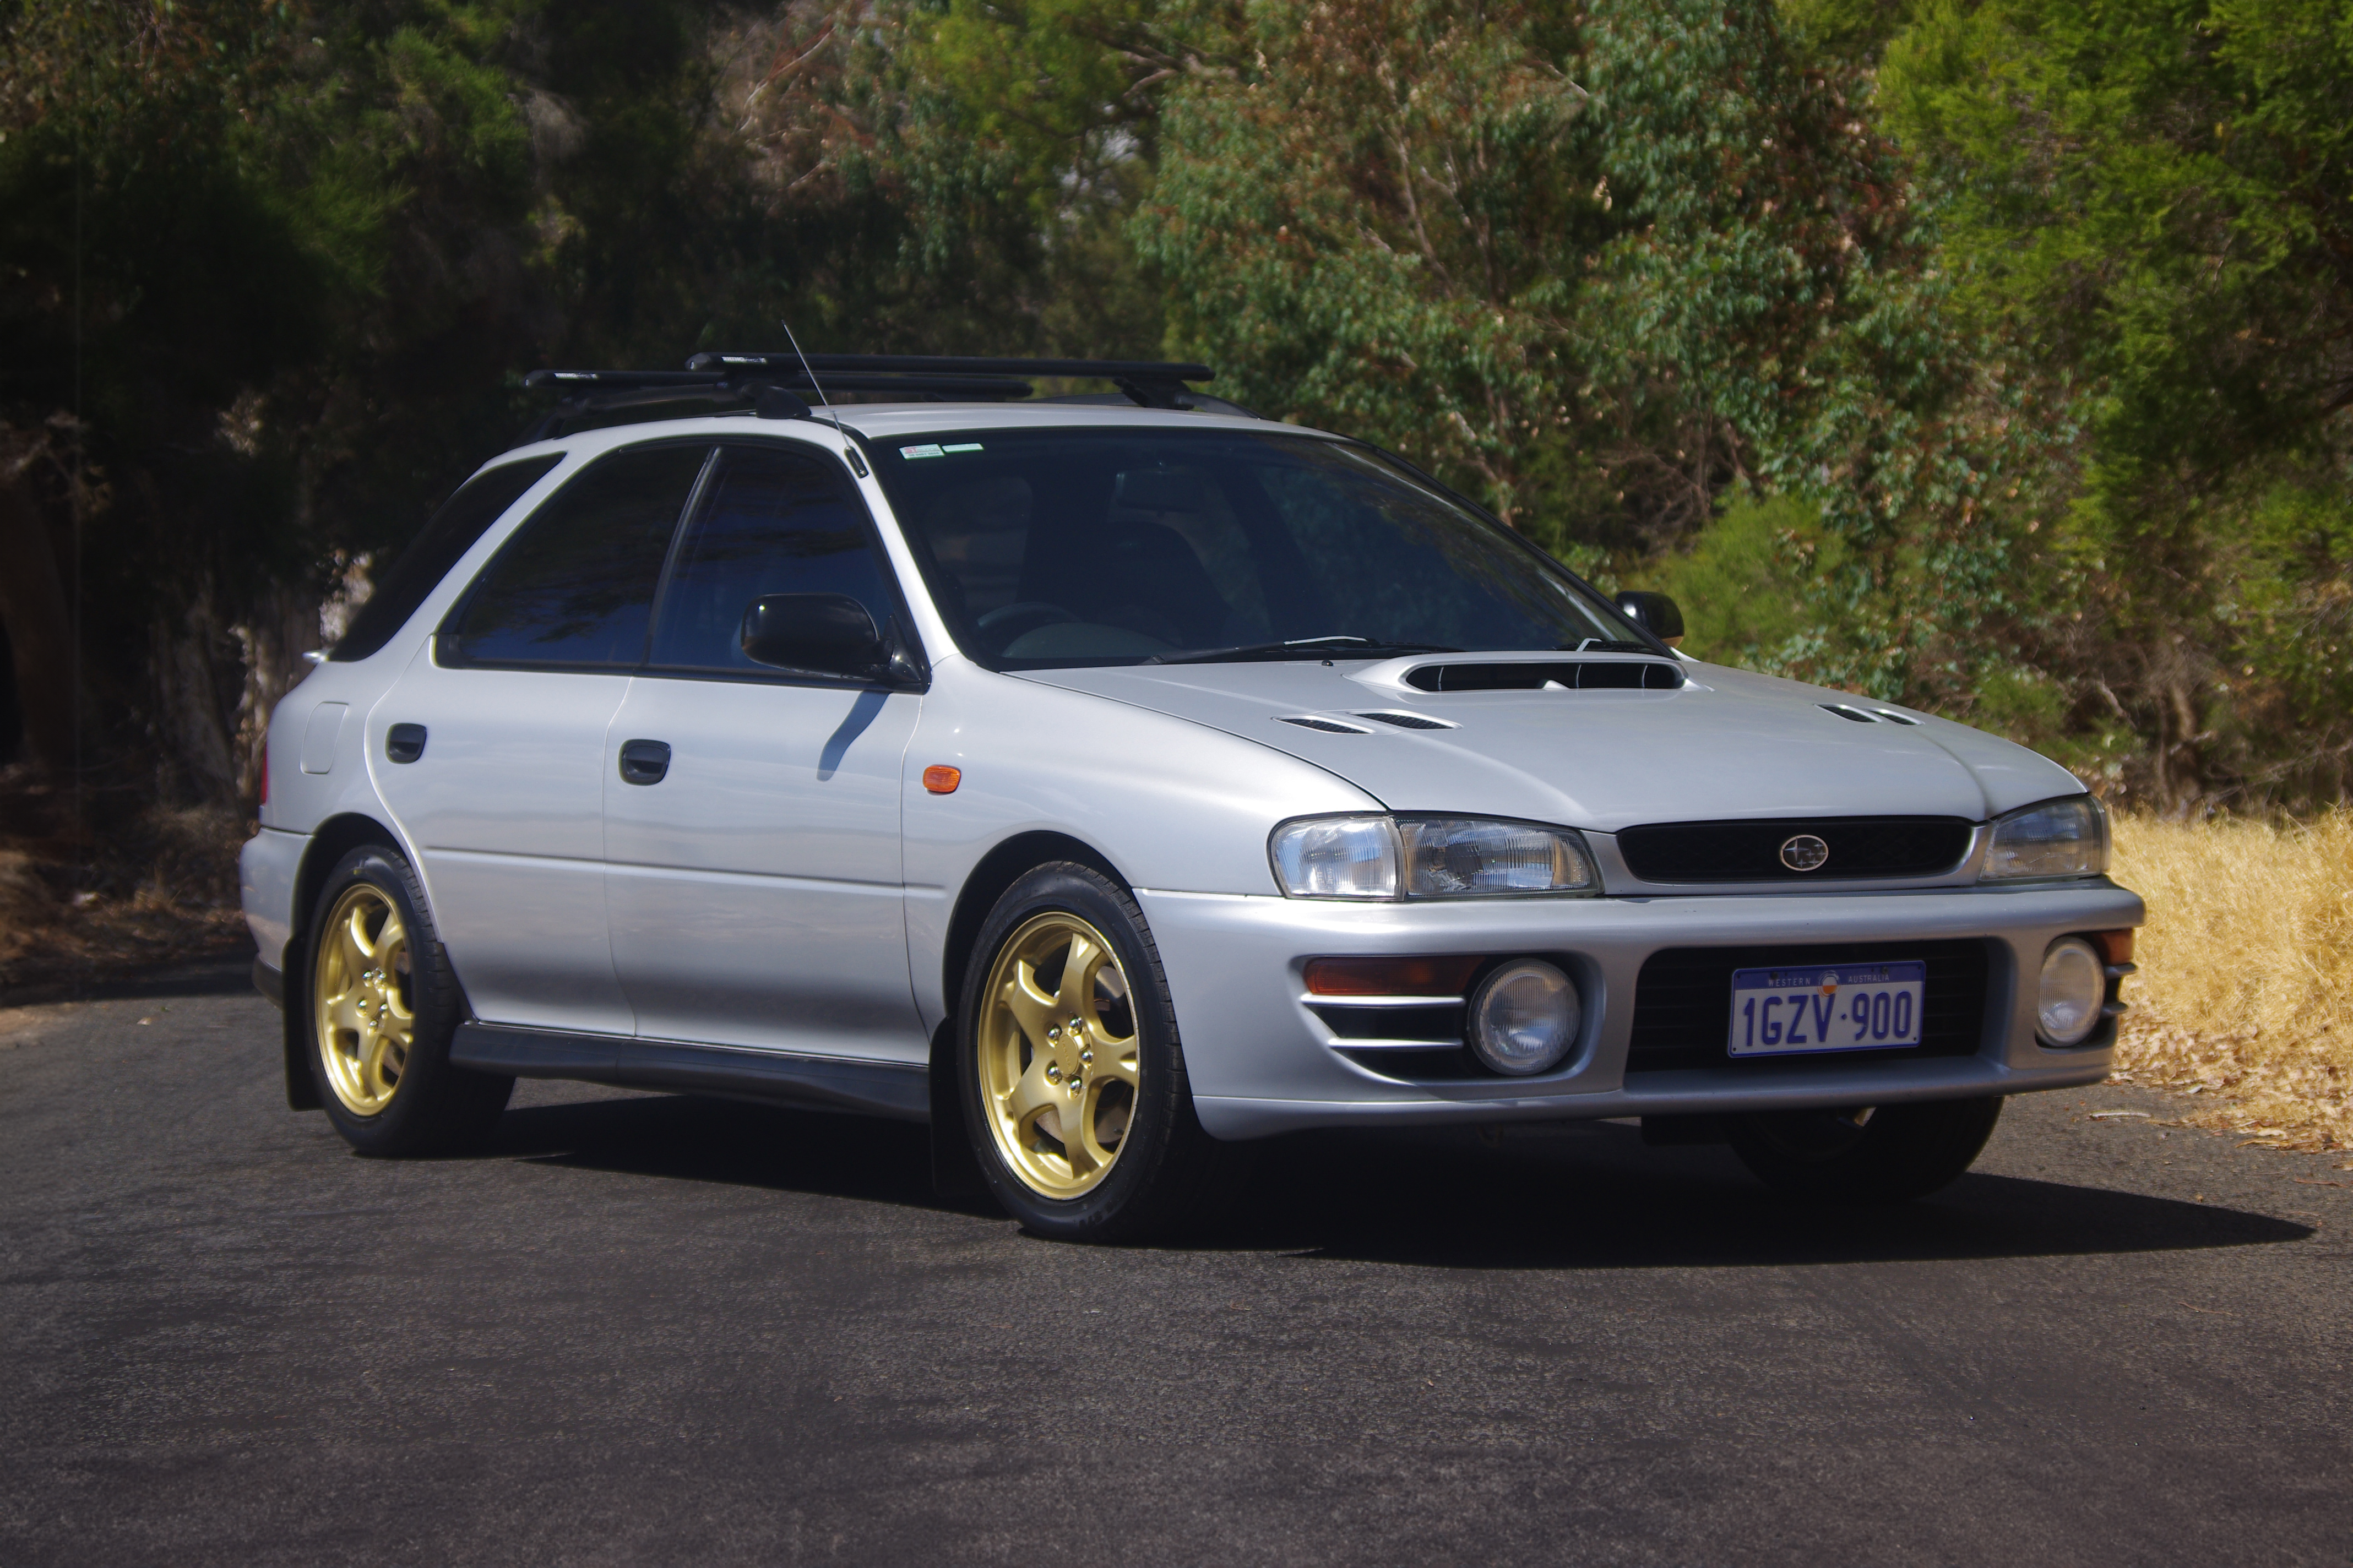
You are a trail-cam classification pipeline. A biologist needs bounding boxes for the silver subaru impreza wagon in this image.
[241,353,2143,1240]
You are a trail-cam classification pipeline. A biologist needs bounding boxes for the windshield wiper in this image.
[1146,635,1460,665]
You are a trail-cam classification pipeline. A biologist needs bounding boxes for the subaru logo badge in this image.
[1779,834,1830,872]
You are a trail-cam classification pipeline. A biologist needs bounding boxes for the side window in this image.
[645,443,899,675]
[443,444,711,669]
[331,453,564,662]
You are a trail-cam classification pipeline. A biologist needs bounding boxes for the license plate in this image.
[1727,961,1927,1057]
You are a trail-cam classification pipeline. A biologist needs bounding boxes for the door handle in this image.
[618,738,672,786]
[385,723,427,764]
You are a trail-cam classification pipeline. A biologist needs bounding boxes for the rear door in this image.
[601,440,927,1062]
[373,441,712,1035]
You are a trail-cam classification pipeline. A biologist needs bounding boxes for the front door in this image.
[374,441,712,1035]
[602,440,928,1063]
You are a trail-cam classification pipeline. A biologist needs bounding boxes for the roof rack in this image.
[686,352,1215,411]
[519,354,1236,441]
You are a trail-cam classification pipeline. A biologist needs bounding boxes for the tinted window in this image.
[876,429,1640,668]
[444,444,711,668]
[646,444,896,674]
[331,454,564,662]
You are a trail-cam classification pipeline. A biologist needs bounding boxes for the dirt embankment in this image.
[0,765,252,1003]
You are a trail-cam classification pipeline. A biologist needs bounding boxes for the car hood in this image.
[1015,654,2084,830]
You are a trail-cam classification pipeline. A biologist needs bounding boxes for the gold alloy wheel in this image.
[313,883,416,1117]
[977,911,1142,1199]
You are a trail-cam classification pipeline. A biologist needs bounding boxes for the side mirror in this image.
[740,593,889,678]
[1614,590,1685,648]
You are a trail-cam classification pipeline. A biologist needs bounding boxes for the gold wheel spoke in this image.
[1003,1053,1060,1129]
[343,905,379,966]
[1064,1084,1111,1175]
[324,986,367,1037]
[1000,969,1057,1052]
[358,1024,394,1091]
[1099,1047,1139,1090]
[1056,934,1105,1011]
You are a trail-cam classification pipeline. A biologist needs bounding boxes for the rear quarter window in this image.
[329,454,564,662]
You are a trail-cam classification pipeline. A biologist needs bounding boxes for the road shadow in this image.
[480,1091,2313,1268]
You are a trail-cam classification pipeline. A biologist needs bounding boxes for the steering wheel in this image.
[976,601,1081,649]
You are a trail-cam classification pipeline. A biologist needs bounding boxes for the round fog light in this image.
[1468,960,1580,1075]
[2038,937,2106,1047]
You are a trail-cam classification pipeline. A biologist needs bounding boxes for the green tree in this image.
[1137,0,2010,701]
[1881,0,2353,808]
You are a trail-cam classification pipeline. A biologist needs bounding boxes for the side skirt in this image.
[450,1024,931,1123]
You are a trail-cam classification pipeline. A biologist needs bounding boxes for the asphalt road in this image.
[3,978,2349,1566]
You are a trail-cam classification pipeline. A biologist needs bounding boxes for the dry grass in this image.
[2110,813,2353,1152]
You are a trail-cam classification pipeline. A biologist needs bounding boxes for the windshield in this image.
[870,427,1647,669]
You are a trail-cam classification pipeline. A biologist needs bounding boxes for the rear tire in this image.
[957,862,1247,1243]
[303,844,512,1157]
[1726,1096,2002,1205]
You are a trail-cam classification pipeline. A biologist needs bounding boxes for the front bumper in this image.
[1137,880,2143,1139]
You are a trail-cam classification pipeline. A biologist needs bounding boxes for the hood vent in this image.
[1404,660,1684,693]
[1277,715,1372,734]
[1354,710,1457,731]
[1819,703,1923,726]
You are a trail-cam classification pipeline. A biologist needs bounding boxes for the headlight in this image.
[1270,815,1596,900]
[1981,794,2110,881]
[1269,815,1399,899]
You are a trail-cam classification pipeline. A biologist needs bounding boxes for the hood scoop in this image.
[1403,659,1685,693]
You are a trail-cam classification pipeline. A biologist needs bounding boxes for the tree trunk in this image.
[0,478,76,773]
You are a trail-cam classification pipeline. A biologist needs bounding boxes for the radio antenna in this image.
[777,315,867,477]
[779,317,832,419]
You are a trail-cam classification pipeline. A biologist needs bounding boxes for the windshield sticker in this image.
[942,442,984,454]
[899,443,944,459]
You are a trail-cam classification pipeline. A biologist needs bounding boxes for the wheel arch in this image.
[938,830,1132,1019]
[279,813,409,1112]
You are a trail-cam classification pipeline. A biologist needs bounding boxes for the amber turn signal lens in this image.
[922,765,962,794]
[1304,955,1482,997]
[2090,928,2134,965]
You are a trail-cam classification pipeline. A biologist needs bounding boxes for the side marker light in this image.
[922,765,962,794]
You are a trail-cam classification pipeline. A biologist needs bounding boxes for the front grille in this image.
[1627,939,1993,1074]
[1616,816,1972,883]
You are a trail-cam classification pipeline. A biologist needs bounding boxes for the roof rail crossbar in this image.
[520,353,1231,440]
[688,352,1209,412]
[686,353,1213,380]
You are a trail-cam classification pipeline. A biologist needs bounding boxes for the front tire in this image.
[957,862,1244,1242]
[303,844,511,1157]
[1726,1096,2003,1205]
